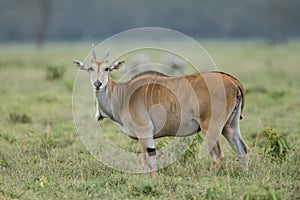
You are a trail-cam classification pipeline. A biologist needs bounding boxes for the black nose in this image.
[94,80,102,89]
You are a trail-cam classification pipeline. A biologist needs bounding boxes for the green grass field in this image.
[0,40,299,199]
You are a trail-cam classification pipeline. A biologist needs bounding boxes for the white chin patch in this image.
[95,86,104,91]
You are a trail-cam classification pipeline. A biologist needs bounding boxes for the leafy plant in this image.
[45,65,65,80]
[64,80,73,92]
[205,187,216,199]
[0,158,8,168]
[270,90,286,99]
[263,128,290,161]
[8,112,32,123]
[182,133,204,160]
[243,190,279,200]
[205,182,228,200]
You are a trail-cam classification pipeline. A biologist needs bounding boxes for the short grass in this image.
[0,40,299,199]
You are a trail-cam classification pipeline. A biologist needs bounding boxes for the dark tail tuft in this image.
[237,84,245,120]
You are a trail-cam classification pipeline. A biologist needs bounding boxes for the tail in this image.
[236,81,245,120]
[212,71,245,120]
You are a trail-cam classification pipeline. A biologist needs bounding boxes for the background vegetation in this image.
[0,0,300,45]
[0,40,299,199]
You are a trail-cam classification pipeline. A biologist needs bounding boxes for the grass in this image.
[0,40,299,199]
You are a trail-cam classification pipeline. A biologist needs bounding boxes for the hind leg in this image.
[222,101,250,171]
[200,120,224,171]
[209,140,224,171]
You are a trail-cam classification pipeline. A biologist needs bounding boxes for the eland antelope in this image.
[160,53,186,75]
[72,46,250,177]
[125,53,185,77]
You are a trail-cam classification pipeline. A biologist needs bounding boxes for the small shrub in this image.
[45,65,65,80]
[243,191,279,200]
[246,86,268,95]
[8,112,32,123]
[182,133,204,160]
[205,187,215,199]
[263,128,290,161]
[0,131,16,143]
[37,95,58,103]
[155,137,172,151]
[131,183,160,197]
[64,80,73,92]
[205,183,227,200]
[270,90,286,99]
[0,158,8,168]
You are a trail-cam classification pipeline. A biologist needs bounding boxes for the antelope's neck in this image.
[107,76,116,99]
[95,76,117,121]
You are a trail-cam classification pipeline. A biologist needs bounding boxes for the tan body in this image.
[73,47,250,177]
[112,72,240,138]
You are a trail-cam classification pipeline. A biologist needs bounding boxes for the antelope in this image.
[125,53,185,77]
[127,54,151,75]
[160,53,186,75]
[72,46,250,177]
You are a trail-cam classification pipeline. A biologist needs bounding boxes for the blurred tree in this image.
[267,0,300,43]
[27,0,52,47]
[0,0,299,42]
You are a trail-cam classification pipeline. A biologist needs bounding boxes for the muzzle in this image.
[94,80,102,90]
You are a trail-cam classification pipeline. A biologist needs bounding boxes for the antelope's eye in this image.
[104,68,110,72]
[88,67,95,71]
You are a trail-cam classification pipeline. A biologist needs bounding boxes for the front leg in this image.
[147,147,157,178]
[141,148,150,172]
[139,137,157,178]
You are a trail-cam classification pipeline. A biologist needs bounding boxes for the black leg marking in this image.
[197,125,201,132]
[146,148,156,157]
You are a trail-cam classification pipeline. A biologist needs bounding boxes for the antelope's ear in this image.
[106,60,125,72]
[72,60,88,71]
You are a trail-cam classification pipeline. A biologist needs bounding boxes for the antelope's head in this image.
[72,45,125,91]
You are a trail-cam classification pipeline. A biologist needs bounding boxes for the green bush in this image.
[243,191,279,200]
[8,112,32,123]
[263,128,290,161]
[64,80,73,92]
[0,157,8,168]
[182,133,204,160]
[45,65,65,80]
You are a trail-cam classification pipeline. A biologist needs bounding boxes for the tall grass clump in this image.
[45,64,65,80]
[263,128,290,161]
[8,112,32,123]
